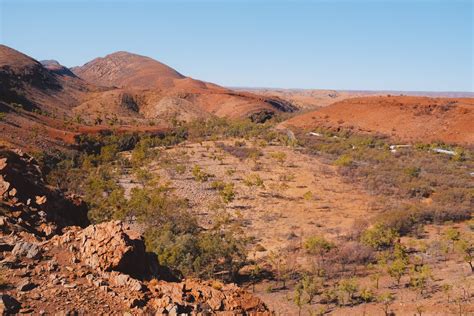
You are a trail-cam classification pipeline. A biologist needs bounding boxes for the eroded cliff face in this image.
[0,149,269,315]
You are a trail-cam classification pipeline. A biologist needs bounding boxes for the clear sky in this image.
[0,0,472,91]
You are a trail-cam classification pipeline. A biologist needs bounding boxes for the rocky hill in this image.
[71,51,296,121]
[0,45,296,151]
[71,51,187,89]
[0,148,269,314]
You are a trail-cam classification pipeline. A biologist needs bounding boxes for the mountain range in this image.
[0,45,295,150]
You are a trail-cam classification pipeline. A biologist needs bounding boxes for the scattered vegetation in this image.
[37,118,472,314]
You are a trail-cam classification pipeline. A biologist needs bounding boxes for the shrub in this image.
[270,151,287,165]
[302,191,313,201]
[212,181,235,203]
[219,183,235,203]
[192,165,212,182]
[338,278,359,305]
[361,224,399,250]
[335,241,375,271]
[455,237,473,272]
[243,173,264,188]
[387,258,407,286]
[334,154,352,167]
[404,166,421,178]
[360,287,375,303]
[304,236,335,256]
[409,264,432,295]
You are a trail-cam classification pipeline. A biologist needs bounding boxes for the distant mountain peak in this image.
[72,51,185,88]
[41,59,77,78]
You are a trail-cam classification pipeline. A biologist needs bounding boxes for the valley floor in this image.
[119,139,473,315]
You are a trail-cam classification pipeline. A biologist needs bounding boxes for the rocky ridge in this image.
[0,148,269,314]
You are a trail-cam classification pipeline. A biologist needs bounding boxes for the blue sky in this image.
[0,0,472,91]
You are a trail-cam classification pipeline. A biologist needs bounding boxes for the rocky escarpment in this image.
[0,148,89,237]
[0,148,269,314]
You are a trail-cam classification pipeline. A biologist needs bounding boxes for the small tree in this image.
[444,227,460,252]
[442,284,452,303]
[387,258,407,287]
[409,264,432,297]
[360,287,375,303]
[455,237,473,272]
[301,274,322,303]
[304,236,335,275]
[361,224,399,250]
[378,292,395,316]
[249,264,261,293]
[338,278,359,306]
[293,282,305,316]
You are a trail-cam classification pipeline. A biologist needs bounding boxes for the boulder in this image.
[63,221,148,278]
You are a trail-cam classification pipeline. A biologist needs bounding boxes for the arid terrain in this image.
[280,96,474,146]
[0,44,472,315]
[0,45,295,151]
[242,88,473,110]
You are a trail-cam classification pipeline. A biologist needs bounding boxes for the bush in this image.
[243,173,264,188]
[192,165,212,182]
[334,154,352,167]
[404,166,421,178]
[361,224,399,250]
[219,183,235,203]
[305,236,335,255]
[211,181,235,203]
[270,152,287,165]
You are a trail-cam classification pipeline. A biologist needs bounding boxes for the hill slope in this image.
[71,51,187,89]
[0,46,298,150]
[71,51,296,120]
[280,96,474,145]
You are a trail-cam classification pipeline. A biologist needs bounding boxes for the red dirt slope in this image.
[280,96,474,145]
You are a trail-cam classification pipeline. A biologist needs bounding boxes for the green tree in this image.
[378,292,395,316]
[361,224,399,250]
[455,237,474,272]
[387,258,407,286]
[304,236,335,275]
[409,264,432,297]
[301,274,322,303]
[338,278,359,306]
[293,282,305,316]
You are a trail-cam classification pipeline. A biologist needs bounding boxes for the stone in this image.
[35,195,47,205]
[11,241,42,259]
[0,176,10,196]
[64,221,148,277]
[17,279,36,292]
[85,274,94,284]
[0,294,21,314]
